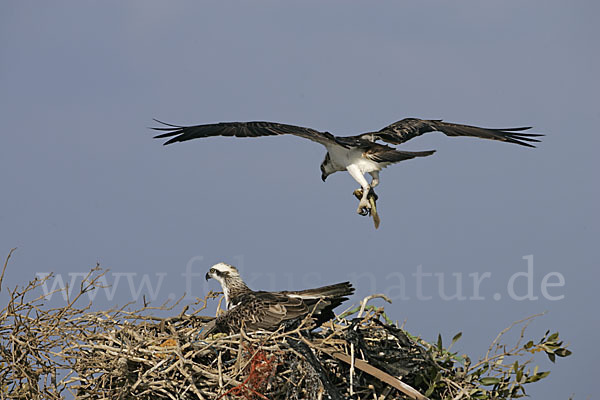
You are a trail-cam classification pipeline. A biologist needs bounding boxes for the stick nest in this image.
[0,265,571,400]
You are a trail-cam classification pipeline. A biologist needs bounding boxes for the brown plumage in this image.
[202,263,354,336]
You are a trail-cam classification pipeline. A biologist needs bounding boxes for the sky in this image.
[1,1,598,398]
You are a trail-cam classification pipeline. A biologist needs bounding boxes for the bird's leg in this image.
[347,165,371,215]
[368,171,380,188]
[357,189,371,216]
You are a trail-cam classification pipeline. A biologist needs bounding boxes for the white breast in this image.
[326,145,353,169]
[352,155,382,173]
[326,145,383,175]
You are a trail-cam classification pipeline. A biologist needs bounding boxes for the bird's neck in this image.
[222,277,251,308]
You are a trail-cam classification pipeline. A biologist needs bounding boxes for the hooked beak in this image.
[321,173,327,182]
[205,272,211,281]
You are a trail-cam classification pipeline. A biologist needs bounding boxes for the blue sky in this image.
[1,1,598,398]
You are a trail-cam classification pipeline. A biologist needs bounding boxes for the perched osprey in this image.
[202,263,354,334]
[153,118,541,215]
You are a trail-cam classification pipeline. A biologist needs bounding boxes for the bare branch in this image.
[0,247,17,292]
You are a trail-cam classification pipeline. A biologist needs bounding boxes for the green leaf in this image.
[437,333,443,350]
[525,371,550,383]
[451,332,462,346]
[547,332,559,342]
[479,377,501,386]
[425,376,439,398]
[555,348,572,357]
[424,384,434,397]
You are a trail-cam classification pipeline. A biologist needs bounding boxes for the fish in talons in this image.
[353,188,380,229]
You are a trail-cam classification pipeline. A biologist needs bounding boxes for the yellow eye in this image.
[210,268,215,274]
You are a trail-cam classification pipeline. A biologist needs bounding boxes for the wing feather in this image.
[364,147,436,164]
[216,282,353,332]
[152,119,338,147]
[362,118,543,147]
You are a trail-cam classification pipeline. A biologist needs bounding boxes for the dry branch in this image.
[0,267,570,400]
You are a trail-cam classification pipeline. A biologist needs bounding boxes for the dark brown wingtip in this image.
[162,136,183,146]
[505,132,544,147]
[150,119,187,144]
[152,118,185,128]
[152,131,185,144]
[506,126,533,132]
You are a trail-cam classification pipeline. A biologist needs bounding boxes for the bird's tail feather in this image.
[289,282,354,298]
[368,149,436,164]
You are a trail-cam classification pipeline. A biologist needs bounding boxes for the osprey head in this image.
[206,263,248,309]
[320,153,335,182]
[205,262,240,282]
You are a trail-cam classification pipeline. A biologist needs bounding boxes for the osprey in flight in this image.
[202,263,354,335]
[153,118,541,215]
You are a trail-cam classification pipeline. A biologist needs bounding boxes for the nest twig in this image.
[1,266,570,400]
[0,269,435,399]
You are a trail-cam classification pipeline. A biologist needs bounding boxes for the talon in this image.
[368,189,379,201]
[357,199,371,216]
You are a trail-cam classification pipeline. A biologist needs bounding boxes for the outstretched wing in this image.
[152,119,340,147]
[360,118,543,147]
